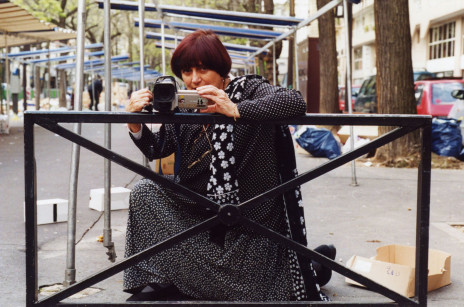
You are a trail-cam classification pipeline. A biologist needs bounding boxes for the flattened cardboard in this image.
[345,244,451,297]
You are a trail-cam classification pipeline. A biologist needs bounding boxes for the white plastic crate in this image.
[89,187,131,211]
[24,198,68,225]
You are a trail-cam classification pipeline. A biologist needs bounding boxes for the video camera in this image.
[148,76,208,113]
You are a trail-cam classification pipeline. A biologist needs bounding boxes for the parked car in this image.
[338,85,361,112]
[353,71,437,113]
[353,75,377,113]
[415,79,464,117]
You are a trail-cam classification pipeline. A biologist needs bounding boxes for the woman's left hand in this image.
[197,85,239,119]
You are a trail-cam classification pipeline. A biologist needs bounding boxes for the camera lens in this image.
[154,84,176,102]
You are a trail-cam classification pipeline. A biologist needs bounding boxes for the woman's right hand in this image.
[126,88,153,133]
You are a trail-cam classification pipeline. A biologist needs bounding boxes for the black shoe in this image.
[312,244,336,287]
[126,284,193,302]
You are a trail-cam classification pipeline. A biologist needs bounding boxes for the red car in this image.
[415,79,464,117]
[339,85,361,112]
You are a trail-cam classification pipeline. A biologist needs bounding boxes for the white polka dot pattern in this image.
[125,75,327,301]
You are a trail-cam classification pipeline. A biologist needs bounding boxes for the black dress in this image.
[123,75,325,301]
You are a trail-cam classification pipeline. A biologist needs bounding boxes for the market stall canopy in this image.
[146,32,268,54]
[3,43,103,59]
[96,0,303,28]
[55,54,129,70]
[0,0,76,48]
[138,19,281,41]
[28,51,105,64]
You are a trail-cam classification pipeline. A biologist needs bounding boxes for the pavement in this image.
[0,113,463,306]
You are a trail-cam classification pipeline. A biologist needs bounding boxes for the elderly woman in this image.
[124,29,331,302]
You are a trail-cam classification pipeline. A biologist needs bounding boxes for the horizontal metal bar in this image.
[240,126,417,212]
[36,216,220,306]
[34,117,220,212]
[25,111,431,127]
[239,217,418,306]
[57,302,403,306]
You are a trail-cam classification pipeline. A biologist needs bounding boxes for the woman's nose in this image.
[192,70,201,84]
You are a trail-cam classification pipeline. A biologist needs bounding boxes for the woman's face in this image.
[181,65,223,90]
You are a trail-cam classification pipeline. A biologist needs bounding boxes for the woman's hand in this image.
[197,85,239,119]
[126,88,153,133]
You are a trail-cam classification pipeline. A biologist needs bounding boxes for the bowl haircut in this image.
[171,30,232,79]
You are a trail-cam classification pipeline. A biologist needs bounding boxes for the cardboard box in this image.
[154,153,175,175]
[346,244,451,297]
[89,187,131,211]
[24,198,68,225]
[337,125,379,144]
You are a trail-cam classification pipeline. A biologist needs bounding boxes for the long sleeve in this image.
[129,124,178,161]
[233,77,307,121]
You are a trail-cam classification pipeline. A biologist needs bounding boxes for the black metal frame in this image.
[24,111,432,306]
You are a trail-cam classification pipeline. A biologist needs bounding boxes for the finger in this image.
[200,104,217,113]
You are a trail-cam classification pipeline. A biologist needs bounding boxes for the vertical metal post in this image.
[294,27,300,91]
[34,64,40,110]
[343,0,358,186]
[5,32,10,127]
[161,22,166,75]
[138,0,145,87]
[22,62,27,112]
[138,0,150,168]
[415,122,432,306]
[64,0,86,287]
[272,42,276,86]
[103,0,116,262]
[24,115,37,306]
[47,41,51,99]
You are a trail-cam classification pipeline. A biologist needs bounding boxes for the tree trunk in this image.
[59,70,67,108]
[317,0,339,114]
[287,0,295,88]
[34,66,41,110]
[374,0,419,161]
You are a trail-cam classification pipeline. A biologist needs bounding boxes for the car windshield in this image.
[414,72,436,81]
[432,82,464,105]
[358,77,376,96]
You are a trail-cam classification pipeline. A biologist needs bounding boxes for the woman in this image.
[124,30,329,302]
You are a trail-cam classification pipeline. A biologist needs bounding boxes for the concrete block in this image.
[0,115,9,134]
[89,187,131,211]
[24,198,68,225]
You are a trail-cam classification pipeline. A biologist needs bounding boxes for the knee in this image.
[129,179,160,209]
[132,178,159,193]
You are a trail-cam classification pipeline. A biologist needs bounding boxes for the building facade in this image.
[337,0,464,86]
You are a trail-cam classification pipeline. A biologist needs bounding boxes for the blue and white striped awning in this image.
[55,55,129,70]
[146,32,268,54]
[96,0,302,28]
[2,43,103,59]
[139,19,281,41]
[27,51,105,64]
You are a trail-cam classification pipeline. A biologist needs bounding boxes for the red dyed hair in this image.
[170,30,231,79]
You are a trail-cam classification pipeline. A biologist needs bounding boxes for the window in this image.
[354,48,362,71]
[431,82,464,105]
[415,84,425,105]
[429,22,455,59]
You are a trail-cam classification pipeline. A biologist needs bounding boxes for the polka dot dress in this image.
[124,75,326,301]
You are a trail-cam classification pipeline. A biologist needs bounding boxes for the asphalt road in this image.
[1,117,463,306]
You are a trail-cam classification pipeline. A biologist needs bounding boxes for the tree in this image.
[374,0,419,161]
[12,0,123,45]
[316,0,339,114]
[242,0,281,81]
